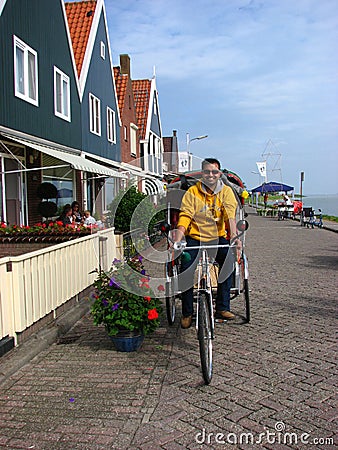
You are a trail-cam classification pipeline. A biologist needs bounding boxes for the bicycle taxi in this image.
[160,169,250,384]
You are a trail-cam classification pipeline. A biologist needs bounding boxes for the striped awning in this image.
[1,134,126,178]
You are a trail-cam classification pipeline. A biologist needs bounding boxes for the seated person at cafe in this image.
[83,210,97,226]
[71,201,82,223]
[57,205,73,226]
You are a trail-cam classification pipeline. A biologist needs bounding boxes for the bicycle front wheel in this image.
[165,263,177,325]
[241,256,250,323]
[197,292,213,385]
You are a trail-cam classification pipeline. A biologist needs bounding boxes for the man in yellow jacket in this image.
[175,158,240,329]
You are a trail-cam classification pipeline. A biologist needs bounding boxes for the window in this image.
[100,41,105,59]
[54,66,70,121]
[107,107,116,143]
[124,125,128,141]
[89,93,101,135]
[130,123,138,156]
[13,35,38,106]
[42,154,74,216]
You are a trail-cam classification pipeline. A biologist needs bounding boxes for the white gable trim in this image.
[0,0,7,15]
[79,0,102,98]
[102,0,122,126]
[77,0,121,125]
[60,0,81,101]
[145,78,162,141]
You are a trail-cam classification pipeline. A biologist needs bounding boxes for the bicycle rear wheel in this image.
[197,292,213,384]
[165,263,177,325]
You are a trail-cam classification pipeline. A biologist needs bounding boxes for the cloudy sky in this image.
[106,0,338,194]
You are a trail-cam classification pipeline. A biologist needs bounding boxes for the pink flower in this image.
[157,285,165,292]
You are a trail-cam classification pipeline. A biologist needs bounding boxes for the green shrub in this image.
[107,186,163,233]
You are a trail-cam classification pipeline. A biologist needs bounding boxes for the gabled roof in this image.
[64,0,121,124]
[113,66,128,112]
[65,0,97,77]
[132,79,152,141]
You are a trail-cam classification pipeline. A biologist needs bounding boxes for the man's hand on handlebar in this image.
[231,237,242,262]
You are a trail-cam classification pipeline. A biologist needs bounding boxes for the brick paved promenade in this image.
[0,209,337,449]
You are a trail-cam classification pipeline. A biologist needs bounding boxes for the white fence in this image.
[0,228,123,345]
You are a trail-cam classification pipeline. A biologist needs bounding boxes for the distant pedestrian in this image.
[307,209,315,229]
[317,209,323,228]
[264,193,268,208]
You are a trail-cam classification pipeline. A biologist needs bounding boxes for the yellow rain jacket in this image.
[177,180,238,241]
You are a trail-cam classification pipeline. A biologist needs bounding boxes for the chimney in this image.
[120,54,131,77]
[173,130,177,136]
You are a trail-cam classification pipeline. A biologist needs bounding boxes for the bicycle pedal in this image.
[215,318,227,324]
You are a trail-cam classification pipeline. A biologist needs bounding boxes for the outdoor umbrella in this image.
[251,181,294,193]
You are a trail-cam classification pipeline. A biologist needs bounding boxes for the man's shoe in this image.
[215,310,235,320]
[181,315,192,329]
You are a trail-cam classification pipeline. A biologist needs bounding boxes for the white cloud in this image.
[106,0,338,193]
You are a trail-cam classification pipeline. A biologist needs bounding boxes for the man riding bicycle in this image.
[174,158,241,329]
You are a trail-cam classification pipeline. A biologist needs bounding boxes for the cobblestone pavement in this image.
[0,210,337,449]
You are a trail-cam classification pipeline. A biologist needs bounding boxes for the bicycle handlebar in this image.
[173,241,237,251]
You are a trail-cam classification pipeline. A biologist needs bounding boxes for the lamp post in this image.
[300,171,304,203]
[186,133,208,171]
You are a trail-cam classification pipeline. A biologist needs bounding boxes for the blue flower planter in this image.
[109,332,144,352]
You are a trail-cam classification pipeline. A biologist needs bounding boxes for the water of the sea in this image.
[301,194,338,217]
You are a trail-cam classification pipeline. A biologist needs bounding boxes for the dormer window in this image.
[100,41,105,59]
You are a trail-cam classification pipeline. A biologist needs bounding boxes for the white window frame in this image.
[13,35,39,106]
[54,66,71,121]
[100,41,105,59]
[107,107,116,143]
[89,93,101,136]
[130,123,138,156]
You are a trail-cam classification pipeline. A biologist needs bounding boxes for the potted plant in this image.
[91,256,163,351]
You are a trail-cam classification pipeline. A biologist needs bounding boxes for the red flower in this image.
[144,296,151,302]
[157,285,165,292]
[148,309,158,320]
[56,221,63,226]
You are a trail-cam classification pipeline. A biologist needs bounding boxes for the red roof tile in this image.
[113,66,128,112]
[65,1,97,76]
[132,79,151,141]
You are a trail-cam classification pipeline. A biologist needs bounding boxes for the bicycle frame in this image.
[179,242,235,329]
[195,247,215,338]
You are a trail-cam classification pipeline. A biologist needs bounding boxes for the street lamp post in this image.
[186,133,208,171]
